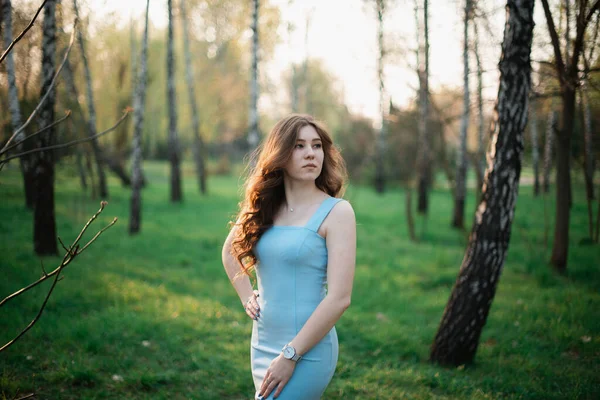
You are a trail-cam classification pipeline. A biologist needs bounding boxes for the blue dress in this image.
[251,196,344,399]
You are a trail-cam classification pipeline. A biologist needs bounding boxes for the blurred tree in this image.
[129,0,150,235]
[415,0,431,214]
[540,0,600,271]
[2,0,35,209]
[530,97,541,196]
[473,18,485,197]
[180,0,207,194]
[247,0,260,151]
[430,0,535,366]
[73,0,108,198]
[167,0,182,203]
[374,0,387,194]
[32,0,58,255]
[452,0,472,229]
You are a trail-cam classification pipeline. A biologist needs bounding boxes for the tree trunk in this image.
[530,97,540,196]
[166,0,182,203]
[430,0,534,366]
[181,0,207,194]
[33,0,58,256]
[2,0,35,209]
[247,0,260,150]
[72,0,108,198]
[417,0,431,214]
[63,54,132,187]
[583,87,596,230]
[452,0,470,229]
[473,19,485,196]
[551,88,575,272]
[129,0,150,235]
[543,107,555,193]
[374,0,386,195]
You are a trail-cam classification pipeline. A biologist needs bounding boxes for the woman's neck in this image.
[282,176,325,209]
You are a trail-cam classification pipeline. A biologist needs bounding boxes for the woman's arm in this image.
[288,200,356,355]
[222,225,258,314]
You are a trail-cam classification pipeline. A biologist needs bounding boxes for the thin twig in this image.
[0,0,48,64]
[0,110,130,165]
[0,203,116,353]
[0,18,77,153]
[78,217,118,253]
[0,202,112,309]
[0,258,65,352]
[0,111,72,157]
[13,394,35,400]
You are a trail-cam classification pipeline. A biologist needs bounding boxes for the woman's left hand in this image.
[258,354,296,399]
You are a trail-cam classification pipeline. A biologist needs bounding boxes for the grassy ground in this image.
[0,161,598,399]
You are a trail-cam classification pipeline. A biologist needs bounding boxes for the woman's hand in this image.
[258,354,296,399]
[244,290,260,320]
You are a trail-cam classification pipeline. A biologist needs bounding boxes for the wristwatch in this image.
[282,344,302,362]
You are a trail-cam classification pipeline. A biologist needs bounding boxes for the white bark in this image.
[248,0,260,149]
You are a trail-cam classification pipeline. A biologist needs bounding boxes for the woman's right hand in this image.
[244,290,260,320]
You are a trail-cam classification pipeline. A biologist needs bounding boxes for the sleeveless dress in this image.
[251,196,344,400]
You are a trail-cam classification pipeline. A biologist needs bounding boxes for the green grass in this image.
[0,160,598,399]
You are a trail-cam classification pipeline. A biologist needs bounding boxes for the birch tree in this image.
[473,19,485,195]
[73,0,108,198]
[430,0,535,366]
[2,0,35,209]
[247,0,260,150]
[374,0,386,194]
[452,0,471,229]
[416,0,431,213]
[32,0,58,256]
[180,0,207,194]
[543,106,555,193]
[167,0,182,202]
[129,0,150,234]
[530,97,540,196]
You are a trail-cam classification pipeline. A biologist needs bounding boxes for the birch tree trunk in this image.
[530,97,540,196]
[430,0,534,365]
[543,106,555,193]
[374,0,386,194]
[417,0,431,214]
[580,87,595,240]
[452,0,470,229]
[181,0,207,194]
[247,0,260,150]
[33,0,58,255]
[2,0,35,209]
[73,0,108,198]
[129,0,150,234]
[473,19,485,196]
[167,0,182,202]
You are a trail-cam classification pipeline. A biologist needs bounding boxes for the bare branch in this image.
[541,0,566,80]
[0,0,48,64]
[0,111,72,157]
[0,257,65,353]
[0,202,113,309]
[0,109,130,165]
[0,18,77,153]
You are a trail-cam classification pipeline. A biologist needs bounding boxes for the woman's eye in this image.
[295,144,304,149]
[314,144,322,149]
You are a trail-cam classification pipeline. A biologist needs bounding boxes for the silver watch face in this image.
[283,345,295,359]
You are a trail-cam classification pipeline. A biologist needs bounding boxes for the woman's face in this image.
[283,124,324,182]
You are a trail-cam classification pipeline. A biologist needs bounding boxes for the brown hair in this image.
[230,114,347,278]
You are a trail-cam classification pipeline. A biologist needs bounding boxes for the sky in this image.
[88,0,549,121]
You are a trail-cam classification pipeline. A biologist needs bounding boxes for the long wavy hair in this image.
[230,114,347,279]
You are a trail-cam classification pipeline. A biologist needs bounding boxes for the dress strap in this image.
[305,197,344,232]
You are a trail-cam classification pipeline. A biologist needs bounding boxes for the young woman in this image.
[221,114,356,399]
